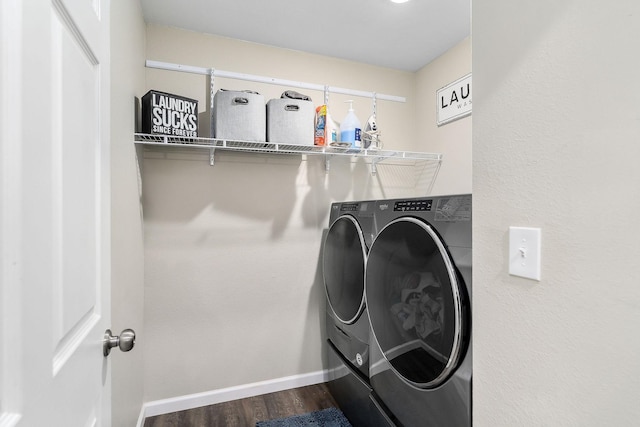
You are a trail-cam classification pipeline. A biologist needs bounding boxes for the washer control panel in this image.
[394,199,433,212]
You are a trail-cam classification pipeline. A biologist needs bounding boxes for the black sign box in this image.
[142,90,198,137]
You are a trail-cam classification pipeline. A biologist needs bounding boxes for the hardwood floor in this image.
[143,383,338,427]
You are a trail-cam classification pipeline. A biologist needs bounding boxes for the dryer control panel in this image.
[340,203,360,212]
[340,202,373,213]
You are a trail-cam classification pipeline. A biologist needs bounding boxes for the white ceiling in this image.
[140,0,470,72]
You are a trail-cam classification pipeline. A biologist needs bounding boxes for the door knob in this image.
[103,328,136,357]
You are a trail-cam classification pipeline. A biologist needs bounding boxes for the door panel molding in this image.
[53,311,100,376]
[52,0,100,64]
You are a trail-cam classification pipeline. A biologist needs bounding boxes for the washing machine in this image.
[323,200,396,427]
[366,194,472,427]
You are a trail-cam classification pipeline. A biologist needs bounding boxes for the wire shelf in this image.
[134,133,443,193]
[134,133,442,162]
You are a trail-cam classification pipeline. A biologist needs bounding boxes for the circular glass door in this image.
[323,215,367,324]
[366,217,469,389]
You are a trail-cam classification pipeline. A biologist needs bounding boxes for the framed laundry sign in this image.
[437,73,472,126]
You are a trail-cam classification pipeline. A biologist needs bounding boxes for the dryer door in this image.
[366,217,470,389]
[323,215,367,324]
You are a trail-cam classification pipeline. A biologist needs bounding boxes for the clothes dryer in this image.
[324,201,374,375]
[323,200,396,427]
[366,194,472,427]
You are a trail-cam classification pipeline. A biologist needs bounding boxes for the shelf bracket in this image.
[371,158,380,176]
[372,92,377,116]
[210,68,216,109]
[209,148,215,166]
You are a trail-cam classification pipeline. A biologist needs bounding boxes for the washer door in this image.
[323,215,367,325]
[366,217,469,389]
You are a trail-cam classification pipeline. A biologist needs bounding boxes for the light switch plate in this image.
[509,227,541,281]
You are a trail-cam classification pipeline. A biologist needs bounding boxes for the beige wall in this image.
[140,25,470,402]
[110,1,146,426]
[416,37,471,195]
[473,1,640,425]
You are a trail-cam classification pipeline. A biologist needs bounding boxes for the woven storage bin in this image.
[212,90,265,141]
[266,98,315,145]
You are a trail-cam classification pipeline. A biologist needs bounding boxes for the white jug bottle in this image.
[340,100,362,149]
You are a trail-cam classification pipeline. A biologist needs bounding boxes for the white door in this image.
[0,0,112,425]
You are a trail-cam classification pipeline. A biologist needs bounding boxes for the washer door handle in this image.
[103,328,136,356]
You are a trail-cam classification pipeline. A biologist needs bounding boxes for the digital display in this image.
[394,200,433,212]
[340,203,359,212]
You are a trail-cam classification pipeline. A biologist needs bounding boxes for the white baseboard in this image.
[136,370,329,427]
